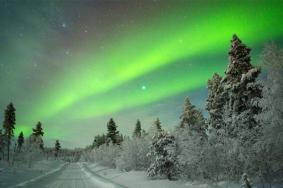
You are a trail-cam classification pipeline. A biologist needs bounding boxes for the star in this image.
[62,23,67,28]
[141,85,147,90]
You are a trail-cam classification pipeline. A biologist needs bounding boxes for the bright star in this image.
[62,23,67,28]
[141,85,147,90]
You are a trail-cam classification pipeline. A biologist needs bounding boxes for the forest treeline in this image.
[0,105,81,166]
[82,35,283,186]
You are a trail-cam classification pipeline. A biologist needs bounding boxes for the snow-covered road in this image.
[12,163,127,188]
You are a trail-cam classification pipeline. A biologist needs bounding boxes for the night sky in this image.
[0,0,282,148]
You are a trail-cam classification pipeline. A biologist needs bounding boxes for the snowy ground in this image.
[0,160,65,188]
[1,161,281,188]
[84,163,240,188]
[1,162,128,188]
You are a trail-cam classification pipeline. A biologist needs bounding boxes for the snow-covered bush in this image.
[147,131,179,180]
[89,143,121,168]
[21,134,45,167]
[116,136,150,171]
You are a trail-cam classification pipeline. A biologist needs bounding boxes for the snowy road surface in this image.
[11,163,127,188]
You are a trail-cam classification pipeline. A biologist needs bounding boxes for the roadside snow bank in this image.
[0,160,66,188]
[85,163,240,188]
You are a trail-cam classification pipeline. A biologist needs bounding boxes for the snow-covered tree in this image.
[180,97,206,131]
[222,34,262,139]
[206,73,225,129]
[254,44,283,183]
[174,97,207,179]
[89,143,121,168]
[147,131,179,180]
[204,35,263,180]
[148,118,162,138]
[31,122,44,150]
[116,136,150,171]
[23,134,45,167]
[3,103,16,162]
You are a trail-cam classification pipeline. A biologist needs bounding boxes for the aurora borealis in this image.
[0,0,283,147]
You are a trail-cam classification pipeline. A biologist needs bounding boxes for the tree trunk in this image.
[7,139,10,163]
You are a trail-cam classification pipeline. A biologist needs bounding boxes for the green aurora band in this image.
[2,1,282,141]
[29,2,283,120]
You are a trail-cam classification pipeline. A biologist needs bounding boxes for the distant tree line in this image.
[0,104,64,165]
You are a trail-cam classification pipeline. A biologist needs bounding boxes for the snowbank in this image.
[84,163,240,188]
[0,160,65,188]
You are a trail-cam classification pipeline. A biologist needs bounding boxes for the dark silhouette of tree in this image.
[17,131,24,152]
[32,121,44,136]
[154,118,162,132]
[3,103,16,162]
[55,140,61,158]
[133,119,142,138]
[106,118,119,144]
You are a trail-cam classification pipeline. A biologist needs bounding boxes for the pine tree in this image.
[180,97,206,132]
[55,140,61,158]
[17,131,24,152]
[226,34,252,82]
[133,119,142,138]
[206,73,225,129]
[154,118,162,132]
[106,118,119,145]
[3,103,16,162]
[32,122,44,150]
[223,34,262,137]
[176,98,207,179]
[148,118,162,138]
[147,131,179,180]
[32,121,44,137]
[211,35,263,178]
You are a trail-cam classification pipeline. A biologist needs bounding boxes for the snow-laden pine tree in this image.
[222,34,262,139]
[180,97,206,131]
[148,118,162,138]
[255,44,283,182]
[205,35,263,179]
[147,131,179,180]
[206,73,225,129]
[175,97,207,179]
[32,122,44,150]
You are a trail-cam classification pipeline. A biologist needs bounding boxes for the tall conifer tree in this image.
[3,103,16,162]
